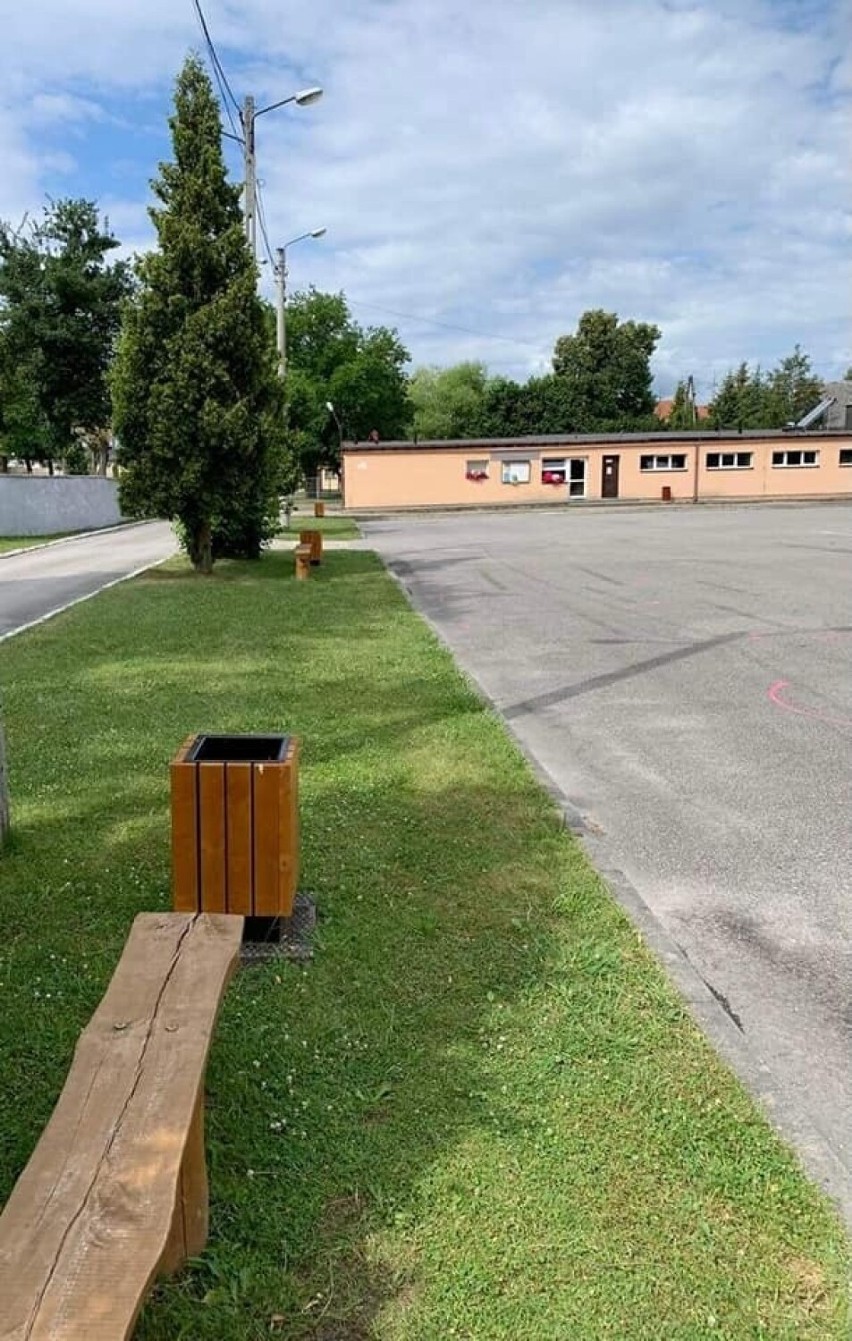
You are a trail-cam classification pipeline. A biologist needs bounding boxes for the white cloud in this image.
[2,0,850,396]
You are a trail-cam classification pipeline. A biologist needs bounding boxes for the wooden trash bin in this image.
[314,501,325,518]
[295,543,312,579]
[171,734,299,919]
[300,529,323,565]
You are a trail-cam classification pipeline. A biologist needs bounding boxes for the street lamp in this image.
[326,400,343,447]
[243,87,324,257]
[275,228,327,379]
[326,401,345,502]
[256,86,323,117]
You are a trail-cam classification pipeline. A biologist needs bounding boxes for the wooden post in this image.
[161,1092,209,1275]
[314,501,325,518]
[0,712,9,844]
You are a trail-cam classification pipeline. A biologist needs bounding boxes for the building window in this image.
[840,449,852,466]
[772,449,819,467]
[501,460,531,485]
[465,459,489,482]
[640,454,687,471]
[541,457,567,484]
[706,452,753,470]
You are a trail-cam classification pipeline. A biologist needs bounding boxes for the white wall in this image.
[0,477,126,536]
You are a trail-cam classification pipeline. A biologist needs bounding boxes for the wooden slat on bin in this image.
[225,762,253,915]
[198,763,226,914]
[253,762,280,915]
[171,752,199,913]
[278,739,299,916]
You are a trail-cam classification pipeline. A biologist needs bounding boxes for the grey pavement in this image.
[363,503,852,1207]
[0,522,177,639]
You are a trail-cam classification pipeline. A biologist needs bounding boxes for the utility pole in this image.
[275,247,286,378]
[242,95,257,258]
[240,87,323,263]
[274,230,326,379]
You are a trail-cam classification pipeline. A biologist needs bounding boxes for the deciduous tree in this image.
[552,309,660,428]
[0,199,130,470]
[284,288,412,474]
[409,362,489,439]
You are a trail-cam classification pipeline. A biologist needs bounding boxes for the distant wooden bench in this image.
[0,911,243,1340]
[294,542,312,580]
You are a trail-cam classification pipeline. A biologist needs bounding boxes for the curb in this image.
[381,551,852,1232]
[0,521,149,562]
[346,496,852,521]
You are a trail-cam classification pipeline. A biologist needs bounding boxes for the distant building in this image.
[342,429,852,510]
[802,382,852,431]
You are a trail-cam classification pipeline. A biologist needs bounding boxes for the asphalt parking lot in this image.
[364,502,852,1201]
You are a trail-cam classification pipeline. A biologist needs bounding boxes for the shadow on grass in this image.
[143,551,376,584]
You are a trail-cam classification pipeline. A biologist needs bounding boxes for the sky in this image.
[1,0,850,398]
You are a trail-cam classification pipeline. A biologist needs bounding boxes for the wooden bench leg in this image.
[295,543,312,580]
[160,1091,209,1275]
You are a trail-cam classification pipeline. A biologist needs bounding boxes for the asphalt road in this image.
[365,503,852,1190]
[0,523,177,639]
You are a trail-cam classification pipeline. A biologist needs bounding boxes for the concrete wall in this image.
[343,434,852,509]
[0,477,125,536]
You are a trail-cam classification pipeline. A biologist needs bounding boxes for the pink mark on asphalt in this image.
[767,680,852,731]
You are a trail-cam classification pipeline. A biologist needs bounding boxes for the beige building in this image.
[343,430,852,510]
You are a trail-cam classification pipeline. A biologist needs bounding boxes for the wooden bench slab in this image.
[0,911,243,1340]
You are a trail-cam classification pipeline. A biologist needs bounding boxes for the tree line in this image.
[0,55,840,572]
[410,340,831,441]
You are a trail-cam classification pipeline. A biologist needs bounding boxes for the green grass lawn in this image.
[279,514,360,539]
[0,551,847,1340]
[0,533,74,553]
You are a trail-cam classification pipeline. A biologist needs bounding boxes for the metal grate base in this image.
[240,892,317,965]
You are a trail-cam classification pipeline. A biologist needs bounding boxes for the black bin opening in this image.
[187,734,289,763]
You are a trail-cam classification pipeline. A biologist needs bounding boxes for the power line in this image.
[191,0,242,138]
[346,296,544,351]
[254,181,276,271]
[345,295,852,375]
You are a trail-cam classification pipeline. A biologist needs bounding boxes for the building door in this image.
[602,455,620,499]
[567,458,586,498]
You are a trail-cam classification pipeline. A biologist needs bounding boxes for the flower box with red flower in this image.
[465,470,488,482]
[542,471,564,485]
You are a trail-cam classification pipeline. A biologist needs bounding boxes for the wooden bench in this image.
[0,911,243,1340]
[294,542,312,580]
